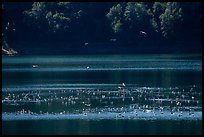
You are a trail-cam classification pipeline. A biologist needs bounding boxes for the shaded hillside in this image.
[2,2,202,55]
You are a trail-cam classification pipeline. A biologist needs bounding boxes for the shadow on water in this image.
[2,119,202,135]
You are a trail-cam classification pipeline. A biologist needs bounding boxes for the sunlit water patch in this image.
[2,84,202,120]
[2,110,202,121]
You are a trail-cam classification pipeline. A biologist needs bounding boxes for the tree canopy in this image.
[2,2,202,54]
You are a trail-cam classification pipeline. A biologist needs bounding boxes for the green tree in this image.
[159,2,183,39]
[24,2,84,34]
[106,3,124,34]
[107,2,157,43]
[124,2,157,35]
[152,2,166,36]
[23,2,113,42]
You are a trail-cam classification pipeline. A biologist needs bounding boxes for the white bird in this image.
[84,42,88,46]
[118,83,126,90]
[140,31,147,35]
[32,64,38,68]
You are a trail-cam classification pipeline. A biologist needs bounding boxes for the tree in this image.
[106,3,124,34]
[106,2,158,43]
[152,2,167,37]
[23,2,114,42]
[23,2,85,42]
[124,2,157,39]
[2,2,202,54]
[159,2,183,39]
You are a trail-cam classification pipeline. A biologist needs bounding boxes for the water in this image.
[2,54,202,135]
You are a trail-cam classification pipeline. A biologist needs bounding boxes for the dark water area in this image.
[12,40,202,55]
[2,119,202,135]
[2,54,202,135]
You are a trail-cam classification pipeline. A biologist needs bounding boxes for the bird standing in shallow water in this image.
[118,83,126,99]
[118,83,126,90]
[32,64,38,68]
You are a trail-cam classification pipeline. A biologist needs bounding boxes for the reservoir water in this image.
[2,54,202,135]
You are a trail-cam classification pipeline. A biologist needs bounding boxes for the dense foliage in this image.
[2,2,202,54]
